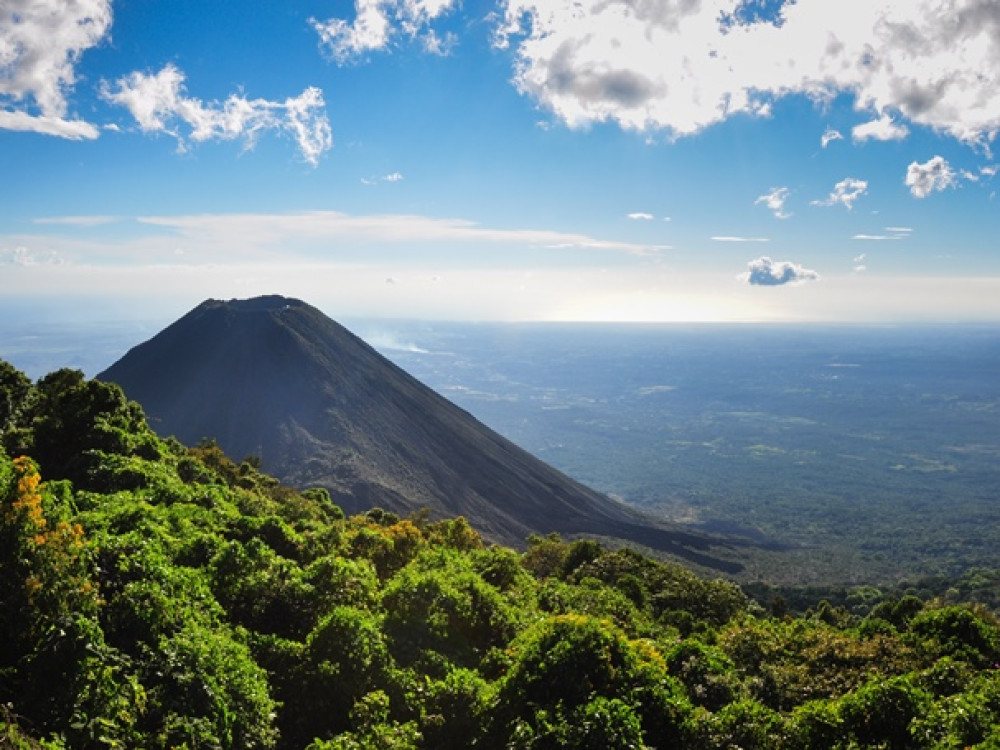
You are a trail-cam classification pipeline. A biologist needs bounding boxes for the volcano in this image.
[98,295,740,568]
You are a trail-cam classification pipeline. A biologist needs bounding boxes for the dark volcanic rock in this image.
[98,295,740,567]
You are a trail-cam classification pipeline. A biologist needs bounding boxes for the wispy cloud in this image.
[852,226,912,241]
[102,64,333,165]
[363,172,405,185]
[312,0,460,64]
[812,178,868,210]
[627,212,654,220]
[741,256,819,286]
[712,236,769,243]
[33,216,121,227]
[0,0,110,139]
[821,128,844,148]
[131,211,667,257]
[755,187,792,219]
[494,0,1000,147]
[905,155,957,198]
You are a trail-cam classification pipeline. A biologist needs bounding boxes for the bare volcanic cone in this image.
[98,295,741,568]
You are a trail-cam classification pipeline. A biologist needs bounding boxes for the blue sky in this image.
[2,0,999,324]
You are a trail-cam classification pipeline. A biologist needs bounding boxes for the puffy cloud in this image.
[812,177,868,209]
[852,114,909,142]
[312,0,460,63]
[495,0,1000,146]
[821,128,844,148]
[0,0,110,138]
[627,212,655,220]
[755,186,791,219]
[742,256,819,286]
[905,155,957,198]
[102,65,333,165]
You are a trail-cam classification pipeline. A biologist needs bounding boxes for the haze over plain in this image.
[1,0,999,324]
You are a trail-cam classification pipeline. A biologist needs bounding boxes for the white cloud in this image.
[312,0,460,64]
[101,65,333,165]
[0,109,99,139]
[742,256,819,286]
[627,212,655,220]
[495,0,1000,146]
[812,177,868,210]
[852,114,909,143]
[905,155,958,198]
[755,186,791,219]
[821,128,843,148]
[885,226,913,233]
[712,236,769,243]
[0,0,110,138]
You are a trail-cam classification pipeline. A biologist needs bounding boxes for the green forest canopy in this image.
[1,359,1000,749]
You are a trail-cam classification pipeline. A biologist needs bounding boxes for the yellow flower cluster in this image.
[10,455,46,532]
[8,456,90,609]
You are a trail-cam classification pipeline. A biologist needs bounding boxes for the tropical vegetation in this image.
[2,359,999,748]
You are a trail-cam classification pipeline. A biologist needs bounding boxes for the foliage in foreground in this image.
[2,359,1000,748]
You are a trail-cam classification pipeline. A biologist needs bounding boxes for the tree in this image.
[27,369,159,487]
[0,360,33,453]
[381,551,519,671]
[490,614,691,747]
[838,675,929,750]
